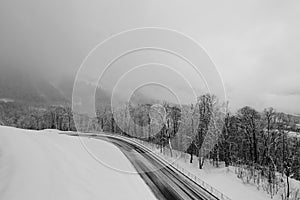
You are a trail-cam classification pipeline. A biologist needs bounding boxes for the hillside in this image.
[0,126,156,200]
[0,66,68,105]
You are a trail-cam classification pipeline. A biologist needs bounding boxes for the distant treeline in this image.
[0,102,75,131]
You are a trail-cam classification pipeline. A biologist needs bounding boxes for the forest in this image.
[0,95,299,199]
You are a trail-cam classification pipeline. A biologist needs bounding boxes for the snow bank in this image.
[0,126,156,200]
[157,150,300,200]
[136,141,299,200]
[174,162,274,200]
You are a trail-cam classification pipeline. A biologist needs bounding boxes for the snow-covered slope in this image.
[148,147,300,200]
[0,126,156,200]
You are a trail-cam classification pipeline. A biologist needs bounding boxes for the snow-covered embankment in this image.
[0,126,156,200]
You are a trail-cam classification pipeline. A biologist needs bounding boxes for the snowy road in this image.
[94,135,219,200]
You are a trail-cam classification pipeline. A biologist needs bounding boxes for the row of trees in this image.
[0,102,75,131]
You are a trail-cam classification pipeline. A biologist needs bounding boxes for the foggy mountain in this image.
[0,66,68,105]
[0,66,157,108]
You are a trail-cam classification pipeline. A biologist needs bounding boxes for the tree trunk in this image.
[225,143,230,167]
[111,113,114,133]
[286,175,290,199]
[216,145,219,168]
[190,152,193,163]
[253,131,258,163]
[168,138,173,157]
[198,150,204,169]
[199,157,204,169]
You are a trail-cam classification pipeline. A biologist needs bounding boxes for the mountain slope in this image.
[0,66,68,105]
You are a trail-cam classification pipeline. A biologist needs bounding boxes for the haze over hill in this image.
[1,0,300,114]
[0,66,159,108]
[0,66,68,105]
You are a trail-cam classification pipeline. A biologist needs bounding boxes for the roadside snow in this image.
[173,161,275,200]
[139,143,300,200]
[0,126,156,200]
[164,153,300,200]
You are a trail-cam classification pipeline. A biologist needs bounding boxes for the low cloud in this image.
[0,0,299,113]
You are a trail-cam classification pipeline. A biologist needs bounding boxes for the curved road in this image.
[94,134,219,200]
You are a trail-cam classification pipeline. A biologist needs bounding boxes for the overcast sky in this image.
[0,0,299,114]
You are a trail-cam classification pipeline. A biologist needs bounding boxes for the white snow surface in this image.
[158,150,300,200]
[0,126,156,200]
[174,161,274,200]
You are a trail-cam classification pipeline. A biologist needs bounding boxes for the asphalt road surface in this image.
[94,135,219,200]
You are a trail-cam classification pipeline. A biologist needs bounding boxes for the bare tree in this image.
[195,94,215,169]
[174,104,197,162]
[237,106,261,165]
[261,107,276,166]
